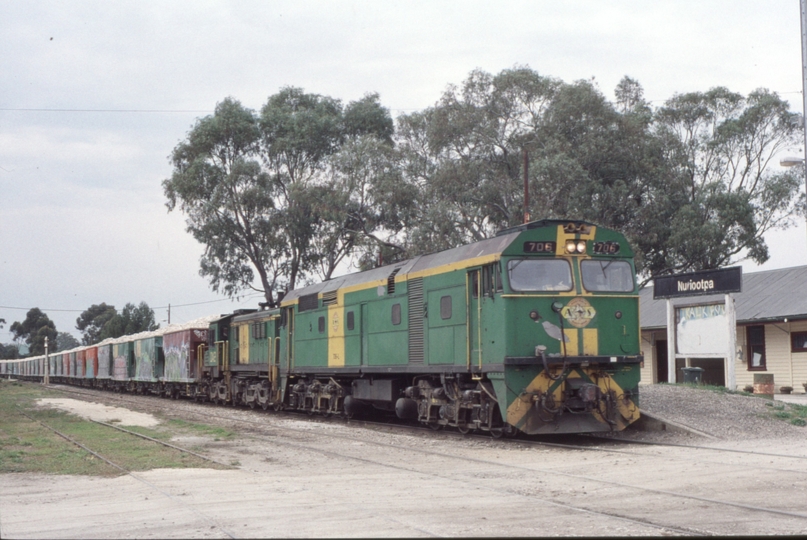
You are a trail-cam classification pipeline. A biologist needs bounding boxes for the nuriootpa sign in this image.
[653,267,742,299]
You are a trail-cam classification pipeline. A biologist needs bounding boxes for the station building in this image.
[639,265,807,394]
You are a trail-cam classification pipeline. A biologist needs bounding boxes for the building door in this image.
[656,340,668,384]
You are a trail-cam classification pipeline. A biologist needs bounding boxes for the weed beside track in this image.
[0,380,226,475]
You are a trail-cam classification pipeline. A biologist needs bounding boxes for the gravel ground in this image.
[627,384,807,440]
[4,385,807,538]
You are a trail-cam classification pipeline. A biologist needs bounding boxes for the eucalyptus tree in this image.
[165,90,398,303]
[395,68,663,261]
[56,332,80,351]
[314,135,418,276]
[97,302,159,340]
[396,67,564,254]
[164,97,288,305]
[257,89,400,284]
[76,303,117,345]
[10,308,57,356]
[648,87,805,276]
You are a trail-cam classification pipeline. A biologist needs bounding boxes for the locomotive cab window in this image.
[580,260,634,292]
[507,259,572,292]
[392,303,402,325]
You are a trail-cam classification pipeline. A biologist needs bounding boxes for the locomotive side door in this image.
[467,268,482,371]
[360,303,369,365]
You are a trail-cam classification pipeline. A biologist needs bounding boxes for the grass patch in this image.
[680,382,753,397]
[764,402,807,427]
[664,382,806,427]
[782,403,807,427]
[0,380,230,476]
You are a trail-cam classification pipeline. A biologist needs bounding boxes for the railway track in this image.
[47,382,807,464]
[12,405,239,539]
[39,383,807,535]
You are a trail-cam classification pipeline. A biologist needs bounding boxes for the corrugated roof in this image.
[640,265,807,329]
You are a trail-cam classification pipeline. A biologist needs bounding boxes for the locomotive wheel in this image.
[489,427,504,439]
[428,422,443,431]
[248,400,256,409]
[273,402,283,412]
[261,401,269,411]
[457,425,471,435]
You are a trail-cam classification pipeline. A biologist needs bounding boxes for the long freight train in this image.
[1,219,642,435]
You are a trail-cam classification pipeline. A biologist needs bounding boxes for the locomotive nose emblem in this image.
[332,312,340,333]
[561,297,596,328]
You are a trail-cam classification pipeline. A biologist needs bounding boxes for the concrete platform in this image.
[774,392,807,405]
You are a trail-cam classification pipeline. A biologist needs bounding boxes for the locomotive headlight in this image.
[565,240,587,253]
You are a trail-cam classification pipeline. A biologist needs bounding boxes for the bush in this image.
[743,385,754,393]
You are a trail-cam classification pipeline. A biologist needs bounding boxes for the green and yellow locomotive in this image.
[202,219,642,435]
[4,219,642,436]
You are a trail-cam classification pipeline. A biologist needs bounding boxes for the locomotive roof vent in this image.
[387,267,402,295]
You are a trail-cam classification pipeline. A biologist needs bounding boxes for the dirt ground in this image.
[36,398,160,427]
[1,394,806,538]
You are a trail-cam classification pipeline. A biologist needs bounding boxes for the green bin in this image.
[681,366,704,384]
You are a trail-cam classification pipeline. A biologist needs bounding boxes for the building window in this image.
[791,331,807,352]
[747,325,766,371]
[392,303,401,326]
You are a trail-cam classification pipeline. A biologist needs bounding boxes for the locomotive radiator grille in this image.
[408,278,424,364]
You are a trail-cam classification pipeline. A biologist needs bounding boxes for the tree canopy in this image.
[56,332,80,351]
[164,90,397,305]
[75,302,159,345]
[10,308,57,356]
[165,69,805,295]
[76,303,117,345]
[0,343,20,360]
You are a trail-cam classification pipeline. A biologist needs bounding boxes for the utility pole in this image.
[44,336,49,386]
[168,304,171,325]
[801,0,807,250]
[522,147,530,224]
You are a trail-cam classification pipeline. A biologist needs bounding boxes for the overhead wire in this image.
[0,292,266,314]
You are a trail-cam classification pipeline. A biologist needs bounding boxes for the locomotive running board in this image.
[504,355,643,365]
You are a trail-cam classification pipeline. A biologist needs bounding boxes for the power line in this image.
[0,108,212,113]
[0,294,265,314]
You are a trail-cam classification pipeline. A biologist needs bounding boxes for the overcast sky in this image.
[1,0,806,341]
